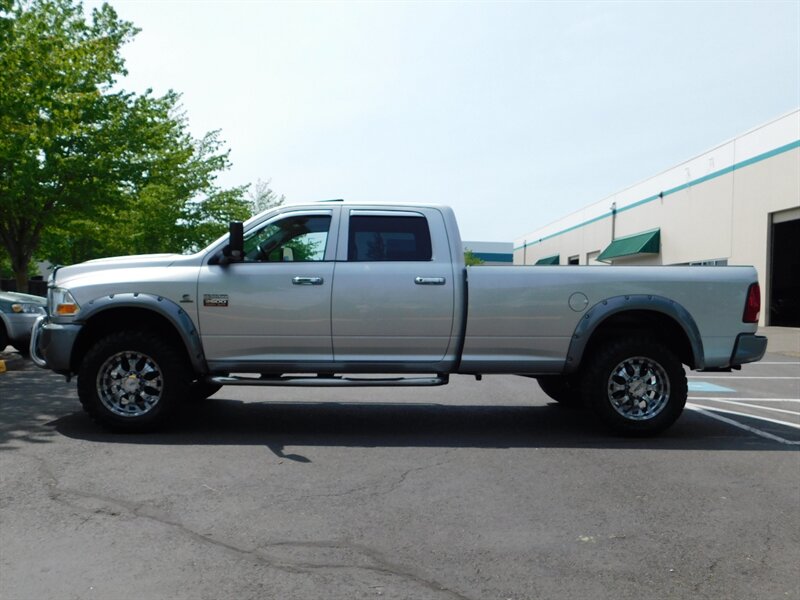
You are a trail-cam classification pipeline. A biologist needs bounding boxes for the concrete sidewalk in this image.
[759,326,800,357]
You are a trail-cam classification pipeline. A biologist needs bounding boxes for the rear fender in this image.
[564,294,705,373]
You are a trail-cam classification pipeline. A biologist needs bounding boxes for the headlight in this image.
[48,287,81,317]
[11,303,47,315]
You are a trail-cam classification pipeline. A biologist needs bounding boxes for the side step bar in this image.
[208,374,449,388]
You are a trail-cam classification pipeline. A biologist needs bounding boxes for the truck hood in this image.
[54,253,197,285]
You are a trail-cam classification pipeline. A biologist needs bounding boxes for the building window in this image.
[688,259,729,266]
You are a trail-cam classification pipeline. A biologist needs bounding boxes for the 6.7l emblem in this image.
[203,294,229,307]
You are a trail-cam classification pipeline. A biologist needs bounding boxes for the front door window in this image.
[243,215,331,262]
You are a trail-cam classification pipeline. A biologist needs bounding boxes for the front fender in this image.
[563,294,705,373]
[77,293,207,374]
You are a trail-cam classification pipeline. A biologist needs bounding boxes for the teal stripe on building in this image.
[515,139,800,251]
[473,252,513,263]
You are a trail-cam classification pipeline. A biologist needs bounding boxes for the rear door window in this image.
[347,215,432,261]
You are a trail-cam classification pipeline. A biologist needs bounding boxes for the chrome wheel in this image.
[96,350,164,417]
[606,356,670,421]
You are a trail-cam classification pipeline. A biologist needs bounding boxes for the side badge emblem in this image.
[203,294,229,307]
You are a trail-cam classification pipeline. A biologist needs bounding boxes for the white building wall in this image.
[514,110,800,324]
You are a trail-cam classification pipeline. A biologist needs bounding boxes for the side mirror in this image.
[220,221,244,264]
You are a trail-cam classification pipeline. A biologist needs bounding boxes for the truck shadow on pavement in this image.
[48,396,797,453]
[2,366,794,452]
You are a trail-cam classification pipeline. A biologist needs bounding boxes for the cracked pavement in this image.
[1,362,799,600]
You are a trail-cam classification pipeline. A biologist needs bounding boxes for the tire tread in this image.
[77,330,190,432]
[580,336,687,436]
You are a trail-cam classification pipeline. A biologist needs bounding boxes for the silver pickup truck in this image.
[31,202,767,436]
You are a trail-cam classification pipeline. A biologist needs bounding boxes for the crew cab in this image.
[31,202,768,436]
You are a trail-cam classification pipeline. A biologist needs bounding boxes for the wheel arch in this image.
[564,295,705,373]
[71,294,207,376]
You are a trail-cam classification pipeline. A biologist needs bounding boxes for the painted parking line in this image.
[687,376,799,380]
[687,404,800,445]
[689,397,800,403]
[748,361,800,365]
[687,403,800,430]
[688,374,800,443]
[688,381,735,392]
[691,398,800,417]
[685,356,800,442]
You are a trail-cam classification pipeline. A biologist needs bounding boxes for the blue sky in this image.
[90,1,799,242]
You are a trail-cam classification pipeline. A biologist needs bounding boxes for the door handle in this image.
[415,277,446,285]
[292,276,324,285]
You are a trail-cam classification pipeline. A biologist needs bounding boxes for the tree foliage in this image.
[247,178,285,216]
[0,0,251,290]
[464,248,485,266]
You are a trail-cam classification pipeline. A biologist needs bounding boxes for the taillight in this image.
[743,283,761,323]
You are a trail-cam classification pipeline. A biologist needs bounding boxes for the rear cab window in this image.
[347,215,432,262]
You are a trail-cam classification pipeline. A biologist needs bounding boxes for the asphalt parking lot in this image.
[1,340,798,600]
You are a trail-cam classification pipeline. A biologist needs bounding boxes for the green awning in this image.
[535,254,560,265]
[598,229,660,262]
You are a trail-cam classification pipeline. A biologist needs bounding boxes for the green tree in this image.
[247,178,285,216]
[464,248,485,266]
[0,248,38,281]
[0,0,250,290]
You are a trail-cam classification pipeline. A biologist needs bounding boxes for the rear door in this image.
[331,208,455,362]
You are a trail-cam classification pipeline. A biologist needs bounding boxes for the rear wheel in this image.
[581,338,687,436]
[77,331,190,432]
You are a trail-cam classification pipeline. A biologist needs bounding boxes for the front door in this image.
[198,210,337,367]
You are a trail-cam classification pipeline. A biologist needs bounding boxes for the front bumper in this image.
[730,333,768,366]
[30,316,82,373]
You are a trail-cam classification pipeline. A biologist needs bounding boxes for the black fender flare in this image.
[563,294,705,373]
[77,292,207,374]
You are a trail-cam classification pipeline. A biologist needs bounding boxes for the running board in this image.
[208,374,449,387]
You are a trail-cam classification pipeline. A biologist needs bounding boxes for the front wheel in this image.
[581,338,687,436]
[77,331,190,432]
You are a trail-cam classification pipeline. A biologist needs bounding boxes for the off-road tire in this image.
[77,330,190,432]
[581,337,687,437]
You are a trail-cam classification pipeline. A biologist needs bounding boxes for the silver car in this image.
[0,291,47,353]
